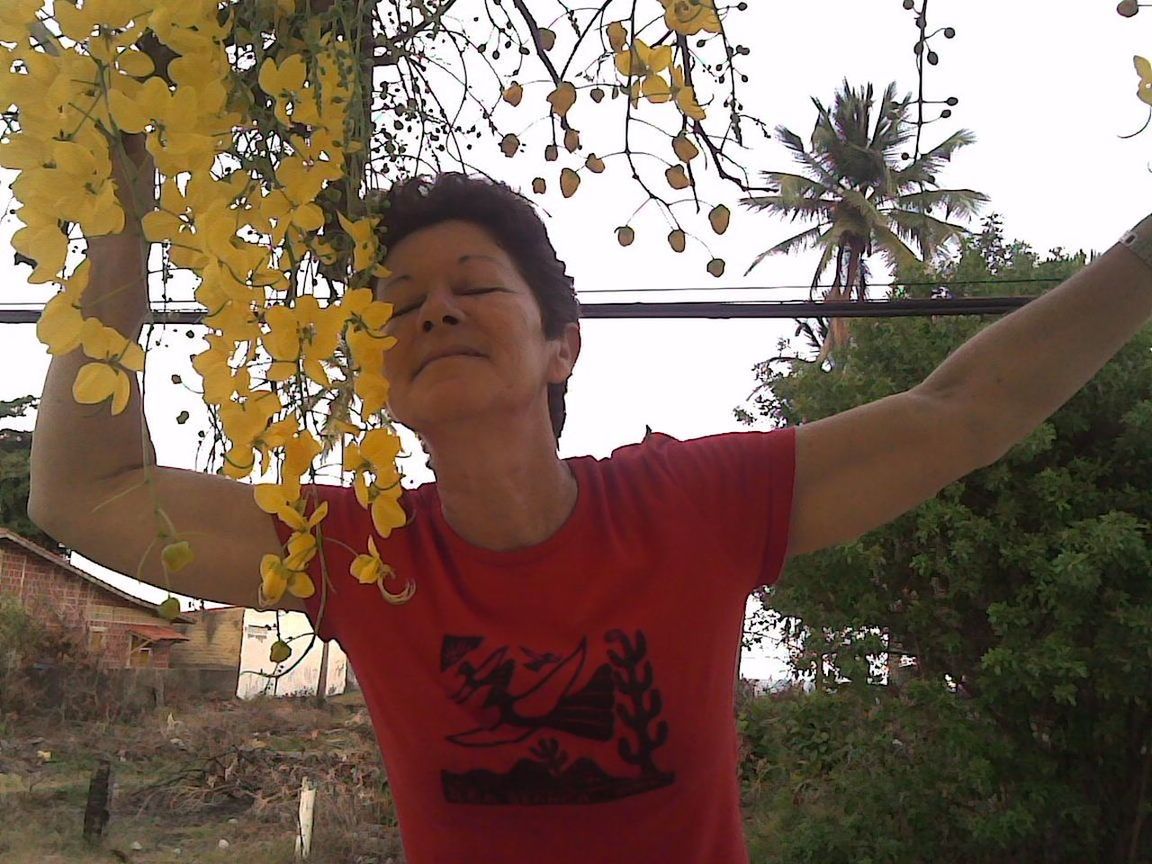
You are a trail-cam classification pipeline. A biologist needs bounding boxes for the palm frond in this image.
[868,221,922,272]
[895,188,989,221]
[744,223,833,275]
[740,194,837,223]
[896,129,978,185]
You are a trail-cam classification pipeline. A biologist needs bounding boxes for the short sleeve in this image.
[626,428,796,592]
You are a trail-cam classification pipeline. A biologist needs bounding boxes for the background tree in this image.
[0,395,58,549]
[739,217,1152,860]
[740,79,987,358]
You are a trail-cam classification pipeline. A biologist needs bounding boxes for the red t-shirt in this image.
[276,429,796,864]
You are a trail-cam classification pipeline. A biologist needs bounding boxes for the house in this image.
[0,528,192,669]
[237,608,348,700]
[0,529,349,700]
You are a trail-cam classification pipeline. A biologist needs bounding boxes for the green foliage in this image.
[739,683,1089,863]
[741,217,1152,860]
[0,396,57,548]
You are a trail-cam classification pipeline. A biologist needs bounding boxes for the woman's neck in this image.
[422,419,578,551]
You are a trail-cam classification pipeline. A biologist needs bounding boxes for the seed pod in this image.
[707,258,726,277]
[532,177,547,194]
[665,165,691,189]
[616,226,635,246]
[668,229,686,252]
[708,204,730,234]
[585,154,606,173]
[672,134,699,163]
[560,168,581,198]
[499,134,520,157]
[502,82,524,106]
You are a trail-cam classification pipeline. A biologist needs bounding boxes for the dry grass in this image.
[0,692,404,864]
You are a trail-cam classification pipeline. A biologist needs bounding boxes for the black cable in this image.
[0,296,1031,325]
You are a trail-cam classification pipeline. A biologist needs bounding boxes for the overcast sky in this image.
[1,0,1150,679]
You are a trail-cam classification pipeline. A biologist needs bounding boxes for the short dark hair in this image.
[370,173,580,441]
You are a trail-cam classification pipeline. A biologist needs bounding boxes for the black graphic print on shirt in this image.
[439,628,675,806]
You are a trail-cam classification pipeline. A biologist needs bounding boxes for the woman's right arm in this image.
[27,135,295,610]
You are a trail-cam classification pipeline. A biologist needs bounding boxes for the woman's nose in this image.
[419,289,464,332]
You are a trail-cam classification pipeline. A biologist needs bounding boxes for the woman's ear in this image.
[548,322,581,383]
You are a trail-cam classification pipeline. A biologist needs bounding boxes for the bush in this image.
[0,596,129,723]
[738,681,1100,864]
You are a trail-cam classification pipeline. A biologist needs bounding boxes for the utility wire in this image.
[0,296,1031,325]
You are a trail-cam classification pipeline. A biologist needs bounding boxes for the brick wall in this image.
[0,537,177,669]
[170,607,244,670]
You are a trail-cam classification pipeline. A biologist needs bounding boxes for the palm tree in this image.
[742,80,988,359]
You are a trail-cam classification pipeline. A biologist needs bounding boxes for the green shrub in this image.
[739,681,1103,864]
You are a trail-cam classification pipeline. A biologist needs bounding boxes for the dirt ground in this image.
[0,691,404,864]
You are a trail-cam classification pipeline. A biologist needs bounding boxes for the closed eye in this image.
[389,287,503,318]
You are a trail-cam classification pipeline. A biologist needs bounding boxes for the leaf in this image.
[665,165,691,190]
[544,144,558,162]
[672,134,699,162]
[707,258,726,277]
[547,82,577,117]
[668,229,686,252]
[158,597,181,621]
[502,81,523,106]
[616,226,635,246]
[564,128,580,153]
[709,204,731,234]
[538,28,556,51]
[585,154,606,173]
[269,640,292,664]
[532,177,546,194]
[560,168,580,198]
[500,133,520,157]
[176,410,190,424]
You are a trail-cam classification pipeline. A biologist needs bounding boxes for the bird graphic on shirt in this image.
[444,637,616,748]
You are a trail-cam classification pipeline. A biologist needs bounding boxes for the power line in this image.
[0,296,1032,326]
[576,276,1065,295]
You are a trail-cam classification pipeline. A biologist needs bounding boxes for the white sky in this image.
[1,0,1150,680]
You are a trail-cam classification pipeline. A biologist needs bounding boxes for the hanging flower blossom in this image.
[659,0,721,36]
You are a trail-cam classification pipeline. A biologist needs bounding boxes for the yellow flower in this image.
[338,214,386,275]
[614,40,673,106]
[660,0,721,35]
[1136,56,1152,106]
[259,531,317,604]
[254,484,329,532]
[219,390,282,477]
[72,318,146,415]
[344,288,396,364]
[350,536,414,603]
[262,295,345,386]
[258,54,322,127]
[350,535,390,584]
[0,0,43,43]
[11,214,69,284]
[36,262,91,356]
[671,65,707,121]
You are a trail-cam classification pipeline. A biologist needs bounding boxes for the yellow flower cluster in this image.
[608,23,708,121]
[2,1,407,615]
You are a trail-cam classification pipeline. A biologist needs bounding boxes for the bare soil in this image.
[0,691,404,864]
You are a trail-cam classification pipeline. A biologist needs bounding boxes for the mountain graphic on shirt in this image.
[440,629,675,806]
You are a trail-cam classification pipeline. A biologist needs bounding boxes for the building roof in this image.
[128,624,190,643]
[0,528,192,623]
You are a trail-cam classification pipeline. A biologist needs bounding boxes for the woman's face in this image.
[376,220,579,435]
